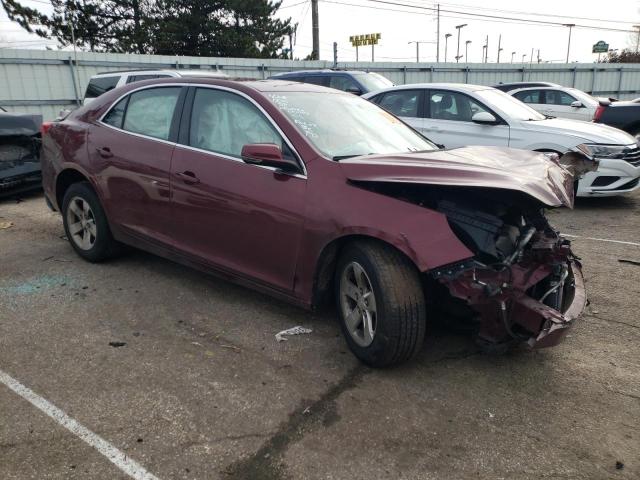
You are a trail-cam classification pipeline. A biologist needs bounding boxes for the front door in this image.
[88,86,184,243]
[170,87,307,293]
[421,90,510,149]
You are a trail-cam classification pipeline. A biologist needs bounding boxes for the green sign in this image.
[592,41,609,53]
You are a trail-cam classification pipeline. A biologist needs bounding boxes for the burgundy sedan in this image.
[41,78,586,366]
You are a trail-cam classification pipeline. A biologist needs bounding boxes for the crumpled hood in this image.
[527,117,636,145]
[339,146,575,208]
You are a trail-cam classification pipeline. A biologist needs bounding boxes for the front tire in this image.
[335,241,427,367]
[62,182,121,262]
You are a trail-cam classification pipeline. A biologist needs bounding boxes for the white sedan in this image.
[363,83,640,197]
[509,86,598,122]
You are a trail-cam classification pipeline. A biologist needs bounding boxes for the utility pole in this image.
[563,23,575,63]
[634,25,640,53]
[537,49,541,63]
[482,45,487,63]
[483,35,489,63]
[522,53,526,63]
[496,34,502,63]
[511,51,515,63]
[408,41,434,63]
[371,43,375,61]
[444,33,452,62]
[436,4,440,62]
[311,0,320,60]
[465,40,472,63]
[455,24,467,63]
[333,42,337,67]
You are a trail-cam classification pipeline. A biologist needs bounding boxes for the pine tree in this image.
[0,0,292,57]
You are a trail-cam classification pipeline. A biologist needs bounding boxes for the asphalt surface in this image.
[1,191,639,480]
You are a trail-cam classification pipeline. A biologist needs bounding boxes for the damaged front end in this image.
[431,197,585,350]
[339,146,591,350]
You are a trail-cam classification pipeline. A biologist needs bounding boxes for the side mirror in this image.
[241,144,299,173]
[346,86,363,96]
[570,100,584,108]
[471,111,497,124]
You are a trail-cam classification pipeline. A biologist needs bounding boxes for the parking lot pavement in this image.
[1,192,639,480]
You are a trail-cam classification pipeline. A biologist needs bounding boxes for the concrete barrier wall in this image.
[1,49,639,120]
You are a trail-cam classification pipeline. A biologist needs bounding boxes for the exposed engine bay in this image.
[357,182,586,350]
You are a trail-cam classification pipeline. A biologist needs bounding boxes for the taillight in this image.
[593,105,606,122]
[40,121,53,136]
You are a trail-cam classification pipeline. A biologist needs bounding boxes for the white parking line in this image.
[0,369,160,480]
[562,234,640,247]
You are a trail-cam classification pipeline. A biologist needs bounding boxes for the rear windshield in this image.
[85,76,120,99]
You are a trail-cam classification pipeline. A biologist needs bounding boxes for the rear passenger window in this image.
[379,90,420,117]
[188,88,295,161]
[303,76,329,87]
[329,76,359,92]
[514,90,541,104]
[126,74,159,84]
[103,97,128,128]
[122,87,181,140]
[85,76,120,99]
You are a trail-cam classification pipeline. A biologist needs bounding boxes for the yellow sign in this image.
[349,33,381,47]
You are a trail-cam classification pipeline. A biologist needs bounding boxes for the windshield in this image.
[476,88,546,121]
[354,73,394,92]
[268,91,436,159]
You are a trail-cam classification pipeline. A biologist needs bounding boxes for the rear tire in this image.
[62,182,122,262]
[335,241,427,367]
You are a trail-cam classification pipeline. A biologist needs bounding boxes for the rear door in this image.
[328,74,362,94]
[513,89,546,115]
[169,86,306,292]
[88,85,185,244]
[421,89,509,149]
[374,89,424,131]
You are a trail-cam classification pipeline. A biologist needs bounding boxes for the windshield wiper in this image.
[333,153,375,161]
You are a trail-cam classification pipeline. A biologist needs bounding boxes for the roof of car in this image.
[93,69,227,77]
[492,81,560,87]
[271,69,372,77]
[362,83,493,97]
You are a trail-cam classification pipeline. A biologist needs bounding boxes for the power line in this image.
[330,0,637,33]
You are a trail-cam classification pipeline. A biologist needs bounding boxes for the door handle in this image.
[176,171,200,185]
[96,147,113,158]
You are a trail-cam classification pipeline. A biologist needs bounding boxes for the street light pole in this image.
[511,51,515,63]
[444,33,452,62]
[634,25,640,53]
[455,24,467,64]
[497,34,502,63]
[563,23,575,63]
[408,41,436,63]
[522,53,526,63]
[465,40,472,63]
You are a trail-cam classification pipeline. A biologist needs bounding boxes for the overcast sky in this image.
[1,0,639,63]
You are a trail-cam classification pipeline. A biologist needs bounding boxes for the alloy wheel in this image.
[339,261,377,347]
[66,196,97,251]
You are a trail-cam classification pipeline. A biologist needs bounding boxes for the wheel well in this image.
[311,235,417,309]
[55,169,89,209]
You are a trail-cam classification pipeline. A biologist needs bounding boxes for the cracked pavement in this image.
[1,191,639,479]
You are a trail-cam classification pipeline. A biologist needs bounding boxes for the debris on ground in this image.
[615,461,624,470]
[618,259,640,266]
[275,326,313,342]
[0,221,13,229]
[108,341,127,348]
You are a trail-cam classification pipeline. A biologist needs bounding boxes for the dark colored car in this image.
[269,70,393,95]
[593,100,640,140]
[492,82,561,93]
[41,78,587,366]
[0,109,42,197]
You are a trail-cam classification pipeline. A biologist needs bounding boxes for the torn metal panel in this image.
[0,112,43,197]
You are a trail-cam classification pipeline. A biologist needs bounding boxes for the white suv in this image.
[83,69,228,105]
[364,83,640,197]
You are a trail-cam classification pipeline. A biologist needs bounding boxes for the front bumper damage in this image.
[433,232,586,349]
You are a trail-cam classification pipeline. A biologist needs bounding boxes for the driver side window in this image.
[188,88,296,161]
[429,90,489,122]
